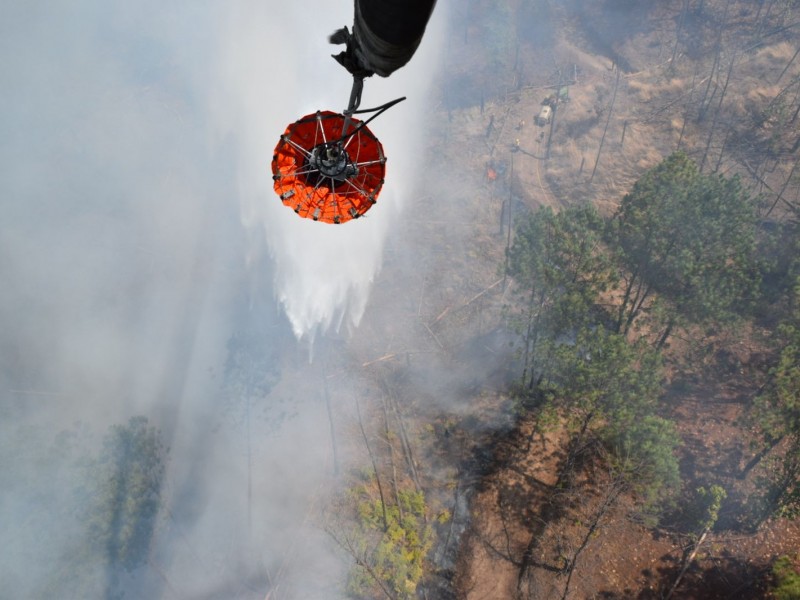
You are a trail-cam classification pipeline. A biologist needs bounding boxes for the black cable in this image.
[328,96,406,147]
[350,96,406,115]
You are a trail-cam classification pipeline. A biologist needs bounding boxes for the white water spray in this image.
[212,1,442,345]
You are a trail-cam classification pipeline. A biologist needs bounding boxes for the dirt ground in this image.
[441,0,800,219]
[451,375,800,599]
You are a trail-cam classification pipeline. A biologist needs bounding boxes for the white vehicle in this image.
[536,105,552,126]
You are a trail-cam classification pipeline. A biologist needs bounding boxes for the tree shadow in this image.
[595,552,769,599]
[647,552,768,599]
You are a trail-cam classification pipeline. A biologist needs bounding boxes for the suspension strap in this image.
[342,76,364,137]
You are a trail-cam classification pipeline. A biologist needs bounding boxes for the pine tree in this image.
[609,151,759,346]
[507,204,613,389]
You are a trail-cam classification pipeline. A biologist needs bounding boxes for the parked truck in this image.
[536,105,552,126]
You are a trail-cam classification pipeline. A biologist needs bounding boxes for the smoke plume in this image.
[1,0,443,597]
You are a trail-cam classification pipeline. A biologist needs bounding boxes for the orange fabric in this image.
[271,111,386,224]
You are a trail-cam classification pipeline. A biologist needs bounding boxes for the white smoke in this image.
[1,0,445,597]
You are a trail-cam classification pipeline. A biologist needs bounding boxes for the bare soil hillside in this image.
[425,0,800,597]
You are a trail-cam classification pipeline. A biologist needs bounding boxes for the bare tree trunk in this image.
[328,530,396,600]
[698,51,720,122]
[623,275,654,335]
[590,70,620,182]
[561,480,625,600]
[765,152,800,218]
[518,429,596,595]
[147,558,180,599]
[616,279,633,333]
[789,88,800,125]
[740,435,784,479]
[764,74,799,115]
[246,393,252,532]
[777,45,800,84]
[699,0,732,122]
[656,317,676,350]
[380,394,402,518]
[677,68,698,151]
[713,126,732,173]
[521,285,537,388]
[356,396,388,531]
[665,529,710,600]
[701,51,736,172]
[502,154,514,291]
[323,363,339,475]
[384,380,423,493]
[755,0,777,41]
[670,0,689,68]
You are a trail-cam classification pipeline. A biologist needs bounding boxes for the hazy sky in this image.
[1,1,444,597]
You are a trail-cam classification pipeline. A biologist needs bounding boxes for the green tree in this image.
[757,221,800,315]
[507,204,613,389]
[609,151,759,346]
[610,415,682,513]
[543,326,668,503]
[772,555,800,600]
[754,324,800,449]
[88,416,167,572]
[330,484,433,600]
[552,327,664,440]
[750,279,800,521]
[690,484,727,534]
[757,442,800,523]
[39,417,167,599]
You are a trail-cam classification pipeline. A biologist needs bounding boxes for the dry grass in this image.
[628,76,690,103]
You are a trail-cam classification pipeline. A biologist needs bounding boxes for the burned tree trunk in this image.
[590,70,620,183]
